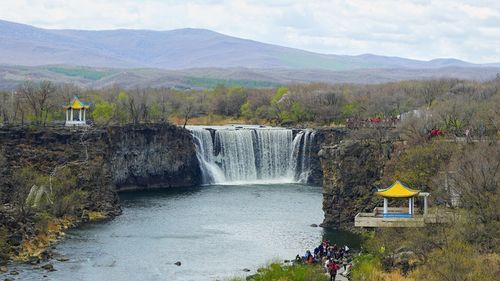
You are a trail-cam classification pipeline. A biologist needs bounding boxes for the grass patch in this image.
[169,114,271,126]
[229,262,328,281]
[47,66,114,80]
[184,76,279,89]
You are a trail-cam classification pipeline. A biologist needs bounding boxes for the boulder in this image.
[56,256,69,262]
[388,250,422,273]
[41,263,55,271]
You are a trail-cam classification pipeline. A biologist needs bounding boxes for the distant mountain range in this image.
[1,19,499,70]
[0,19,499,89]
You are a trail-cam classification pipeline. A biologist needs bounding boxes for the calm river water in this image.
[8,183,359,281]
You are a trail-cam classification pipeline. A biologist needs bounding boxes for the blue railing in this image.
[383,213,412,218]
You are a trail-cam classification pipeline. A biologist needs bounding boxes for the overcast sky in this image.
[1,0,499,63]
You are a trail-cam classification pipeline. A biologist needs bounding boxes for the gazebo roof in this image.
[64,96,90,109]
[376,180,420,198]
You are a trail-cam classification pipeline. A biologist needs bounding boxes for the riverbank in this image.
[0,202,113,271]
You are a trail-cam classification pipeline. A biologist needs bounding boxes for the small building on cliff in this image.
[354,180,434,227]
[64,96,90,126]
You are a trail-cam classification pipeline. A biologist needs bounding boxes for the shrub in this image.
[350,254,382,281]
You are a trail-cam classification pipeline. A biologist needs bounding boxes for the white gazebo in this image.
[64,96,90,126]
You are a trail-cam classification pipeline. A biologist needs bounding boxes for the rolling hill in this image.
[0,19,499,90]
[1,64,499,91]
[1,19,498,71]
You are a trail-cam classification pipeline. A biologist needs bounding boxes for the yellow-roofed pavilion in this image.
[376,180,428,218]
[376,180,420,198]
[355,181,434,227]
[64,96,90,126]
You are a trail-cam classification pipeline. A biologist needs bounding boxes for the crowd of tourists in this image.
[295,240,352,281]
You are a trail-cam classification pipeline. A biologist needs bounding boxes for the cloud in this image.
[0,0,498,63]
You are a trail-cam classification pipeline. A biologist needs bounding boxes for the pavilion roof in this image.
[64,96,90,109]
[376,180,420,198]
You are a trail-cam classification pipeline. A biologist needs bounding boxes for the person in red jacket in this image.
[328,260,340,281]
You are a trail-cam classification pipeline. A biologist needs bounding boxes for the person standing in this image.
[342,256,348,271]
[328,260,339,281]
[324,258,331,273]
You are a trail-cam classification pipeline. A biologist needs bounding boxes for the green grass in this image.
[228,262,328,281]
[47,66,114,80]
[184,76,279,89]
[277,50,387,71]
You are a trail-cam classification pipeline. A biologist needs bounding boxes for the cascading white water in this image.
[255,129,293,179]
[215,129,258,182]
[191,128,225,184]
[293,130,316,183]
[188,126,316,185]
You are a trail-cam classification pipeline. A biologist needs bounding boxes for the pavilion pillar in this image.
[83,109,86,122]
[66,109,69,122]
[423,195,428,215]
[383,198,388,214]
[70,108,73,121]
[79,109,82,121]
[408,198,412,215]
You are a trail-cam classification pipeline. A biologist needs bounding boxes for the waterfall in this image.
[215,129,257,182]
[292,130,316,183]
[191,128,225,184]
[255,129,293,179]
[188,126,316,185]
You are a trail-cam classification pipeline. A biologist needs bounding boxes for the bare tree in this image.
[18,81,56,126]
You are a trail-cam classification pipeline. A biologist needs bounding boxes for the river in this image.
[9,183,359,281]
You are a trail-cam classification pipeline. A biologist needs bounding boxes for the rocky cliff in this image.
[108,125,201,191]
[307,129,348,186]
[0,124,201,202]
[319,137,394,228]
[0,126,119,214]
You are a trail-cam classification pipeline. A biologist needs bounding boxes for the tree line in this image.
[0,77,499,137]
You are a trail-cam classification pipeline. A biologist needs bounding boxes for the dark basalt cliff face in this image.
[108,125,201,191]
[0,124,201,208]
[307,129,348,186]
[319,138,394,229]
[0,126,119,214]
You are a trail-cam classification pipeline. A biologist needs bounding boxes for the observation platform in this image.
[354,207,446,227]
